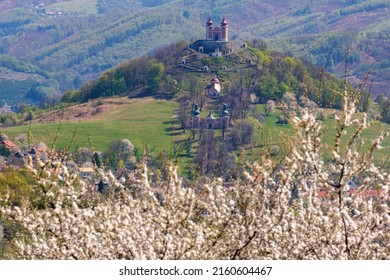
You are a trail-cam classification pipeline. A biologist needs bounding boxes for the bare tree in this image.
[224,76,251,120]
[195,130,217,175]
[177,104,189,132]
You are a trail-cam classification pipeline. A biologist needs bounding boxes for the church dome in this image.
[221,17,228,26]
[221,103,229,116]
[207,17,214,26]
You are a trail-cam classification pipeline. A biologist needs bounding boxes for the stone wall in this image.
[190,40,241,55]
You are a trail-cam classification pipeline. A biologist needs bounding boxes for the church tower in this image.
[206,17,214,40]
[206,17,229,42]
[221,18,228,41]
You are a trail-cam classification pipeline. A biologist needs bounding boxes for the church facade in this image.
[189,103,229,130]
[206,17,228,41]
[190,17,240,55]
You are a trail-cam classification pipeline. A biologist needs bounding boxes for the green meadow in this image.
[1,98,180,153]
[256,105,390,162]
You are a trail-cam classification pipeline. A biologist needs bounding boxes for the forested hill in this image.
[0,0,389,106]
[62,40,346,113]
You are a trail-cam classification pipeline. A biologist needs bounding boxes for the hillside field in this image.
[1,97,389,165]
[47,0,98,15]
[257,106,390,162]
[0,97,180,153]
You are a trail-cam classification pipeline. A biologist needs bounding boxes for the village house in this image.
[79,167,94,179]
[28,144,49,163]
[0,139,17,151]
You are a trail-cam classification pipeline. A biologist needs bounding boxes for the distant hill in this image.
[0,0,389,106]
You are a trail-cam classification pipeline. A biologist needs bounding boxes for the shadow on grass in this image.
[163,120,186,137]
[128,89,175,100]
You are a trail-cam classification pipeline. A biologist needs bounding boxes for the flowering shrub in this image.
[0,91,389,260]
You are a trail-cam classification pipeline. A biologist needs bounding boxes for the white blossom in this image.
[0,89,389,260]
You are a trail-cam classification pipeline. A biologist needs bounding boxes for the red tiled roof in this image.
[1,140,16,149]
[79,167,94,173]
[349,189,383,197]
[211,77,220,84]
[318,191,329,198]
[319,189,388,200]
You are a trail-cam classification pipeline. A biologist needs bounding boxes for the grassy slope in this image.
[321,115,390,162]
[257,105,390,162]
[1,98,180,153]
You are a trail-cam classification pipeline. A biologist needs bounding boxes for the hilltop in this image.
[0,0,389,107]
